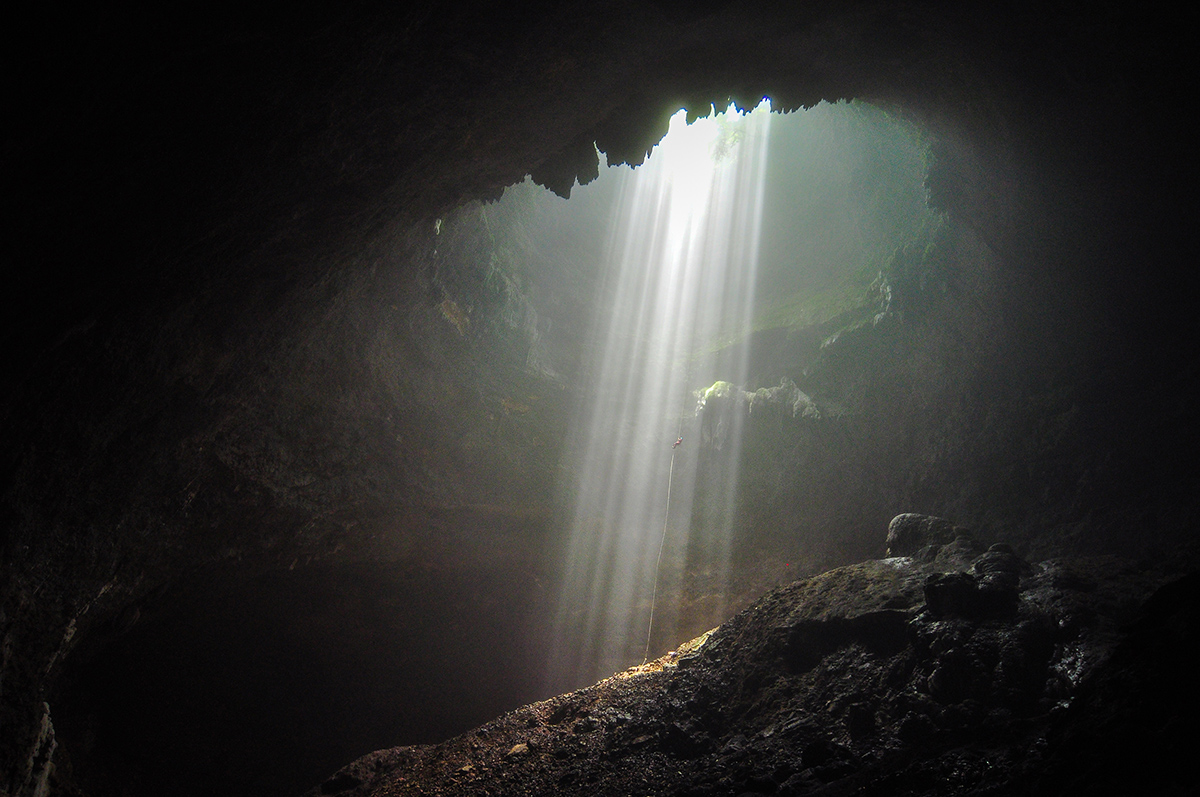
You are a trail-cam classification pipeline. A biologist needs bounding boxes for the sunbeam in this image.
[550,101,773,688]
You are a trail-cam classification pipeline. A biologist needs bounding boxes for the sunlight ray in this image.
[551,101,773,687]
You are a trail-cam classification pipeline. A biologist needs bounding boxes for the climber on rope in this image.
[672,436,683,449]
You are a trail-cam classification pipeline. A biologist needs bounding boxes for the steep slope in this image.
[306,520,1191,796]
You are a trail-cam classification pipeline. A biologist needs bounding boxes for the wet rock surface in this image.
[885,513,964,558]
[304,547,1191,796]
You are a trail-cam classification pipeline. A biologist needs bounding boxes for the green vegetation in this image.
[689,101,941,358]
[700,380,737,403]
[710,111,748,163]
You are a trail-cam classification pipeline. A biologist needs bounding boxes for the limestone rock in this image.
[886,513,965,558]
[302,554,1188,796]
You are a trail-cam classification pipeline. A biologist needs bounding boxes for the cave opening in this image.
[52,98,942,797]
[524,99,938,691]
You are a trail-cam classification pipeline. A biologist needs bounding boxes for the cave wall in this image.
[2,1,1195,794]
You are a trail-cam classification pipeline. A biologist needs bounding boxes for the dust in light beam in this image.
[551,101,772,688]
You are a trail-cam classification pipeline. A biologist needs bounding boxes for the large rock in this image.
[886,513,965,558]
[302,552,1182,796]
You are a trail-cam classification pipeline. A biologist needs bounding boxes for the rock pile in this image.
[304,515,1192,796]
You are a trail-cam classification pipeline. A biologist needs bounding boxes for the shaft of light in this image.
[550,102,772,689]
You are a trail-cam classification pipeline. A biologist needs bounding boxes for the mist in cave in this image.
[538,100,935,690]
[53,100,936,797]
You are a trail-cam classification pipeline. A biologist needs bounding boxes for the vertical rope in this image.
[642,388,688,665]
[642,447,676,665]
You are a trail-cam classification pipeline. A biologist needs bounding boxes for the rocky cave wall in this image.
[2,2,1196,796]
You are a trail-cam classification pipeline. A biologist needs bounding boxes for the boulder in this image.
[886,513,963,558]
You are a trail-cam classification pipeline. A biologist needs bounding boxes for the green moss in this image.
[700,380,737,402]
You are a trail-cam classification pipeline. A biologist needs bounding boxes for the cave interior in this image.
[2,2,1197,796]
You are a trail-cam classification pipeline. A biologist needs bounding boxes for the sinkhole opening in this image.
[56,98,942,797]
[498,99,938,690]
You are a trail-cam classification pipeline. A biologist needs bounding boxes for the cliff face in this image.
[1,2,1195,795]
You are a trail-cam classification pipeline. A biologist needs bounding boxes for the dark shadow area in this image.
[54,561,555,797]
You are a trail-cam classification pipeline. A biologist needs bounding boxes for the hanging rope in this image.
[642,413,686,665]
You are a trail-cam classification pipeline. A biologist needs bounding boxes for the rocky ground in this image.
[303,516,1196,796]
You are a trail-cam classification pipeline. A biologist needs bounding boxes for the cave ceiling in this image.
[5,0,1188,560]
